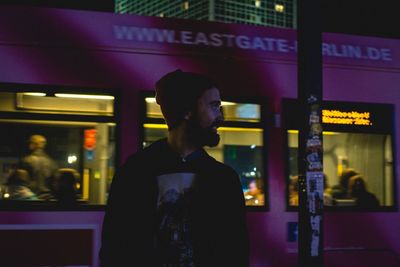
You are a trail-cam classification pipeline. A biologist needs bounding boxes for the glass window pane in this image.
[0,92,116,206]
[287,130,394,208]
[218,129,264,207]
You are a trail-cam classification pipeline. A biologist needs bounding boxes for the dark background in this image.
[321,1,399,39]
[1,0,398,39]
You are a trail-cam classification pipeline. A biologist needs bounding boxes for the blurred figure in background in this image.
[288,175,299,206]
[18,134,58,199]
[4,168,38,200]
[348,174,379,208]
[244,179,264,206]
[323,174,333,206]
[331,168,359,199]
[53,168,79,205]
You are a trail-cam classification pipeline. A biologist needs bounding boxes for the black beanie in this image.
[155,69,217,129]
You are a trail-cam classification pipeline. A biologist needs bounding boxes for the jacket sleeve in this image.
[99,156,138,267]
[99,152,158,267]
[217,166,250,267]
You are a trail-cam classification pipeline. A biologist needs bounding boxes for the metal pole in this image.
[297,0,324,267]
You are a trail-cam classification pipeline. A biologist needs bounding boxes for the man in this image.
[18,134,58,199]
[100,70,249,267]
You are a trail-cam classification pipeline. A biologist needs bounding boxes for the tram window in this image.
[145,97,261,122]
[144,96,266,208]
[284,100,395,211]
[0,91,116,206]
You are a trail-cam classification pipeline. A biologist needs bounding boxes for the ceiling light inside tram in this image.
[22,92,46,97]
[145,97,157,103]
[55,93,114,100]
[221,101,236,106]
[146,97,235,107]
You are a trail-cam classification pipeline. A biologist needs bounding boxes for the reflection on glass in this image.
[287,130,393,208]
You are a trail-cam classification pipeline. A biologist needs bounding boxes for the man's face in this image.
[187,87,224,147]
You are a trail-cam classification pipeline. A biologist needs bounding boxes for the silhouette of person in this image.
[100,70,249,267]
[53,168,79,205]
[4,168,38,200]
[348,174,380,208]
[18,134,58,199]
[331,168,359,199]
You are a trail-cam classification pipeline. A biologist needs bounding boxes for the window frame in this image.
[0,82,121,211]
[282,98,397,212]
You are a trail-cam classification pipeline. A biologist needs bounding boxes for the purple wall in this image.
[0,6,399,267]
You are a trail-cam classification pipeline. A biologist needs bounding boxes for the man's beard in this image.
[186,117,221,148]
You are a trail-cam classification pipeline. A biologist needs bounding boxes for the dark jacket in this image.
[100,139,249,267]
[355,191,380,208]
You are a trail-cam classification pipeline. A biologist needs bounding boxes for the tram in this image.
[0,5,399,267]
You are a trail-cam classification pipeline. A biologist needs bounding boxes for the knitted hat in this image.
[155,69,217,129]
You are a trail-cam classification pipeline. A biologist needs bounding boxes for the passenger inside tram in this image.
[0,91,117,205]
[347,174,380,208]
[17,134,58,200]
[53,168,79,206]
[4,168,38,200]
[331,168,359,199]
[323,174,333,206]
[244,179,264,206]
[288,175,299,206]
[286,125,393,209]
[288,174,333,206]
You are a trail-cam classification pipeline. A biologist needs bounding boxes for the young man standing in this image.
[100,70,249,267]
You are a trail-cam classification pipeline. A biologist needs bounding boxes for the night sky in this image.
[1,0,399,39]
[321,1,399,39]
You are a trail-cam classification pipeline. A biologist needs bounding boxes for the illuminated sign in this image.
[322,110,372,126]
[283,99,393,134]
[113,26,393,62]
[84,129,97,150]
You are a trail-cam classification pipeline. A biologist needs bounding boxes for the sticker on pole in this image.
[306,171,324,214]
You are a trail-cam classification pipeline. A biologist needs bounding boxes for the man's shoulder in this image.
[205,157,239,179]
[122,139,167,167]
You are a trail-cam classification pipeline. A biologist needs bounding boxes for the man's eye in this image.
[212,103,221,109]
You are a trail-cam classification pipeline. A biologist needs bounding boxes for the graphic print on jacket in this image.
[156,173,197,267]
